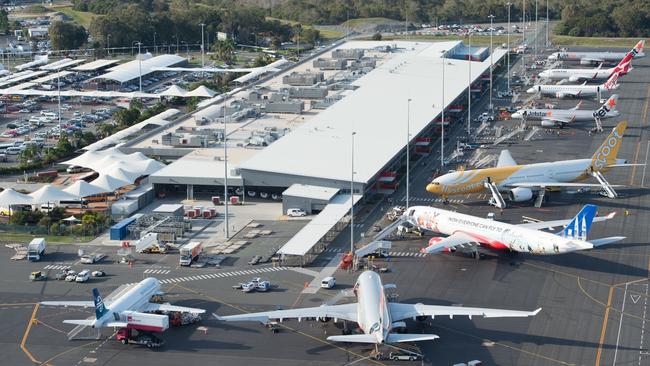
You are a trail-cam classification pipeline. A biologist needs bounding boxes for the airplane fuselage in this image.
[513,109,618,123]
[429,159,594,196]
[96,277,160,328]
[540,68,614,81]
[355,271,391,343]
[409,206,593,254]
[528,84,605,97]
[549,51,644,63]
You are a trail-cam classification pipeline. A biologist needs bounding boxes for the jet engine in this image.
[568,75,581,82]
[428,237,453,252]
[508,187,533,202]
[540,120,559,128]
[555,92,567,99]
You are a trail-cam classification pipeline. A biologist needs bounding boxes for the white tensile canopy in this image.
[105,166,141,184]
[161,85,188,97]
[90,174,131,192]
[0,188,34,206]
[186,85,216,98]
[62,215,80,222]
[63,180,109,197]
[29,185,79,203]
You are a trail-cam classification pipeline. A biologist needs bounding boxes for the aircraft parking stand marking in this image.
[155,266,289,284]
[143,269,171,275]
[43,265,71,270]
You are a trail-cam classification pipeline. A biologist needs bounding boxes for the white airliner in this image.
[215,271,540,344]
[409,203,625,255]
[539,40,642,82]
[527,71,619,99]
[548,40,645,65]
[40,277,205,332]
[510,94,619,128]
[427,121,632,207]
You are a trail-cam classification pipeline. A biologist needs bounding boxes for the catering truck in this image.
[27,238,46,261]
[179,241,202,266]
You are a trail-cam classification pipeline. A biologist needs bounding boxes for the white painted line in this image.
[613,283,629,365]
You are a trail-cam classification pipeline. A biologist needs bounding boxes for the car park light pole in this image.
[507,2,512,92]
[107,34,111,57]
[133,41,143,93]
[223,96,230,239]
[545,0,549,47]
[522,0,526,72]
[406,98,411,209]
[154,32,157,55]
[57,72,61,128]
[535,0,538,59]
[350,131,356,254]
[488,14,495,111]
[199,23,206,68]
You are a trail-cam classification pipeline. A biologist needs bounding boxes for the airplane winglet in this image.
[212,313,224,321]
[531,308,542,316]
[606,211,617,219]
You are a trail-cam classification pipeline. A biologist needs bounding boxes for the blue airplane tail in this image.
[92,288,108,319]
[557,204,598,240]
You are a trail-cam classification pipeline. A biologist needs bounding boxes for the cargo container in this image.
[121,310,169,332]
[110,217,136,240]
[112,199,139,217]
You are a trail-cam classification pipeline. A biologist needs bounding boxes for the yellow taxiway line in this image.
[20,303,40,364]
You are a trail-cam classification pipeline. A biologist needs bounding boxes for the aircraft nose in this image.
[426,183,439,194]
[526,87,536,94]
[538,71,547,78]
[511,111,522,118]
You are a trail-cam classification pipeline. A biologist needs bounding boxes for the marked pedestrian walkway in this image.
[143,269,171,275]
[43,265,70,270]
[157,266,289,284]
[389,251,427,258]
[399,196,465,204]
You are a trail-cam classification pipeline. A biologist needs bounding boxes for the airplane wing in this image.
[40,301,94,308]
[421,232,477,254]
[496,150,517,167]
[214,303,358,324]
[507,182,622,188]
[143,302,206,314]
[581,57,604,64]
[518,211,617,230]
[389,303,541,322]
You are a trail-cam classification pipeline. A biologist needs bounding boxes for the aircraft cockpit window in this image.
[407,209,415,217]
[369,322,381,334]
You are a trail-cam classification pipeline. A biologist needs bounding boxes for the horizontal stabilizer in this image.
[105,321,129,328]
[326,334,378,343]
[589,236,626,247]
[63,319,95,326]
[386,333,440,343]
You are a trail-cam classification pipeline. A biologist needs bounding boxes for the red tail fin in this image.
[617,40,645,67]
[603,72,620,90]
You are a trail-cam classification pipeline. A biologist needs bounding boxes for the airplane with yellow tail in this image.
[427,121,637,208]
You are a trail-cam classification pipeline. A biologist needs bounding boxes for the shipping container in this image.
[110,217,136,240]
[111,200,139,216]
[121,310,169,332]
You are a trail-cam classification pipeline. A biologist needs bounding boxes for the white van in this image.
[287,208,307,217]
[321,276,336,289]
[75,270,90,283]
[5,147,21,155]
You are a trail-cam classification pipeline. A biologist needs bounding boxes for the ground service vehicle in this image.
[286,208,307,217]
[179,241,202,266]
[27,238,46,261]
[116,328,164,348]
[321,276,336,288]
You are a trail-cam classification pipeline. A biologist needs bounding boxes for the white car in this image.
[286,208,307,217]
[75,270,90,283]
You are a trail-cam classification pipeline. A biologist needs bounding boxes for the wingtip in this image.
[606,211,617,219]
[532,308,542,316]
[212,313,223,321]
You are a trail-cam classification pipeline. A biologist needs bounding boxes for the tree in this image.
[114,108,141,127]
[0,9,9,34]
[49,21,87,50]
[372,32,382,41]
[252,52,273,67]
[56,135,74,156]
[211,39,236,64]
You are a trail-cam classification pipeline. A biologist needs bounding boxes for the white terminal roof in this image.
[92,54,186,83]
[0,70,47,88]
[148,148,250,186]
[240,40,507,185]
[40,58,86,71]
[72,59,120,71]
[30,71,72,85]
[283,184,340,201]
[278,194,361,256]
[83,108,180,151]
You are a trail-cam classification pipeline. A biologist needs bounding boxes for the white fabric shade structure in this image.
[0,188,34,206]
[90,174,131,192]
[62,215,80,222]
[63,180,109,197]
[29,185,79,203]
[105,166,142,183]
[160,85,188,97]
[186,85,216,98]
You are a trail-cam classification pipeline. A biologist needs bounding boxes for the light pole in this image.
[522,0,526,71]
[546,0,549,47]
[153,32,157,54]
[535,0,538,59]
[467,33,472,136]
[441,50,446,167]
[107,34,111,57]
[223,95,230,239]
[488,14,495,111]
[350,131,356,254]
[57,72,61,128]
[199,23,206,68]
[134,41,142,93]
[181,41,189,59]
[406,98,411,210]
[507,2,512,92]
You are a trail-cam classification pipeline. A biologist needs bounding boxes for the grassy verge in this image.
[265,17,343,40]
[48,5,96,28]
[367,34,515,46]
[341,17,396,27]
[0,232,94,244]
[552,35,649,48]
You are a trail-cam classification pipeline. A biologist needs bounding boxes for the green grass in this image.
[341,17,396,27]
[266,17,343,40]
[552,35,649,48]
[0,232,94,244]
[367,34,515,46]
[49,5,96,28]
